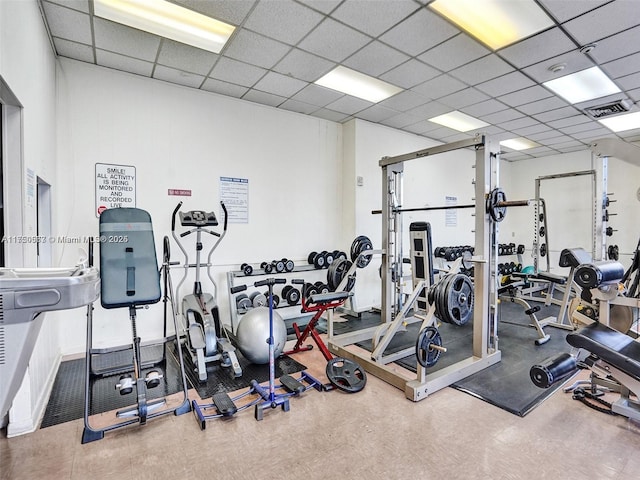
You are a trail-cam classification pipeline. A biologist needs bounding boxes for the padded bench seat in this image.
[567,323,640,380]
[511,271,566,285]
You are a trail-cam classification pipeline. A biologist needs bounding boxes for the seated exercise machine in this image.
[0,261,100,423]
[171,202,241,381]
[283,256,367,393]
[82,207,190,443]
[530,259,640,420]
[192,278,323,428]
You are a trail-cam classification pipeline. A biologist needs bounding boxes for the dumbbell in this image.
[605,226,617,237]
[281,285,301,306]
[315,281,330,294]
[236,293,252,313]
[517,244,525,255]
[332,250,348,261]
[249,291,267,307]
[240,263,253,276]
[308,251,330,269]
[303,282,319,299]
[282,258,295,272]
[260,261,274,274]
[271,259,286,273]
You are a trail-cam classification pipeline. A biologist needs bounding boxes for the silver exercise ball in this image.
[236,306,287,364]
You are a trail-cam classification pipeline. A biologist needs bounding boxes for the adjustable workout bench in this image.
[82,208,190,443]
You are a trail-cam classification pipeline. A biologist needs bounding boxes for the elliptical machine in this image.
[171,201,241,381]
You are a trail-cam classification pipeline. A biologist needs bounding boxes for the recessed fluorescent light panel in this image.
[500,138,539,151]
[429,0,554,50]
[428,111,489,132]
[543,67,621,104]
[314,66,403,103]
[93,0,235,54]
[598,111,640,132]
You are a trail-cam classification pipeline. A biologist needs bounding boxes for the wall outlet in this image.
[357,176,364,186]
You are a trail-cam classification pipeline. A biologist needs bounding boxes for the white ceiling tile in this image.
[311,108,351,122]
[481,108,525,125]
[546,115,592,129]
[355,105,401,123]
[559,121,603,135]
[379,9,458,57]
[42,1,92,44]
[589,26,640,63]
[343,41,410,77]
[411,74,466,100]
[403,120,443,135]
[521,51,595,83]
[324,95,373,115]
[298,18,371,62]
[278,99,320,115]
[438,88,490,109]
[242,89,286,107]
[418,33,490,72]
[628,87,640,102]
[556,143,588,153]
[497,116,538,130]
[440,132,474,143]
[45,0,89,14]
[543,134,578,145]
[511,123,551,137]
[93,18,161,62]
[525,129,562,141]
[54,37,94,63]
[201,78,248,98]
[518,96,570,115]
[381,112,425,129]
[476,72,535,97]
[224,30,290,69]
[273,49,335,82]
[532,106,581,123]
[602,52,640,79]
[244,0,323,44]
[499,28,576,68]
[331,0,419,37]
[170,0,256,26]
[462,99,508,117]
[209,57,267,87]
[378,90,429,112]
[450,55,514,85]
[96,49,153,76]
[252,71,307,97]
[502,152,534,161]
[298,0,342,15]
[153,65,204,88]
[405,101,452,119]
[379,60,440,89]
[617,72,640,90]
[562,1,640,45]
[157,40,218,76]
[291,84,344,107]
[426,125,465,140]
[518,146,556,156]
[537,0,609,23]
[499,85,553,107]
[571,127,614,140]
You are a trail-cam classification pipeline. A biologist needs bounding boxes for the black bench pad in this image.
[308,291,351,304]
[567,323,640,380]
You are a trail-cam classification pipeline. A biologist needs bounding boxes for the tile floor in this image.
[2,340,640,480]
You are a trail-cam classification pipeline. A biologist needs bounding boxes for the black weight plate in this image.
[445,274,474,326]
[274,260,286,273]
[282,285,292,298]
[487,188,507,222]
[435,274,454,324]
[284,259,295,272]
[416,326,443,368]
[327,258,352,291]
[314,252,326,269]
[315,281,324,288]
[308,252,317,265]
[325,357,367,393]
[288,288,301,305]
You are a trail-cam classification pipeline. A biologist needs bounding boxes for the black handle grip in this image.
[274,278,286,284]
[171,202,183,231]
[291,278,305,285]
[254,278,287,287]
[221,201,228,232]
[230,285,247,294]
[88,238,94,267]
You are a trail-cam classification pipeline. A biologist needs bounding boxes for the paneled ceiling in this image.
[38,0,640,160]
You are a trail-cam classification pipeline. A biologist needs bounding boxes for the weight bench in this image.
[82,208,190,443]
[531,322,640,421]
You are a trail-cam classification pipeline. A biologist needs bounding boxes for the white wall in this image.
[0,0,59,435]
[55,58,344,353]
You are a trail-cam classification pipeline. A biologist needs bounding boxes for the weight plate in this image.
[350,236,373,268]
[281,285,291,298]
[314,252,326,269]
[274,260,285,273]
[444,274,474,326]
[308,252,317,265]
[487,188,507,222]
[288,287,301,305]
[284,259,295,272]
[610,304,633,334]
[416,326,443,368]
[327,258,353,291]
[325,357,367,393]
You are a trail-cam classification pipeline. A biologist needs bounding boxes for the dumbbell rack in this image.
[227,264,328,333]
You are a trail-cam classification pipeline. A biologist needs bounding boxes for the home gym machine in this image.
[171,201,241,381]
[82,208,191,443]
[327,135,531,402]
[192,278,323,428]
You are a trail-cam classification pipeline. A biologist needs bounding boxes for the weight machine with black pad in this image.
[328,135,531,402]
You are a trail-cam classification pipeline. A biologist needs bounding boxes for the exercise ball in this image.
[236,306,287,364]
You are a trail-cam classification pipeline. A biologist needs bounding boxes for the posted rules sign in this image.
[95,163,136,217]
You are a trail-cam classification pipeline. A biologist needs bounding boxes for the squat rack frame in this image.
[327,135,502,402]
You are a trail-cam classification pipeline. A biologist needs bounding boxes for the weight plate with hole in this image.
[487,187,507,222]
[284,259,295,272]
[350,236,373,268]
[308,252,318,265]
[444,274,474,326]
[327,258,353,291]
[325,357,367,393]
[416,326,443,368]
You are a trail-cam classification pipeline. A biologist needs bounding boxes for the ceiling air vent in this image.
[584,99,632,119]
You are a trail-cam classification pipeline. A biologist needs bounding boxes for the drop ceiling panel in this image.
[45,0,89,14]
[602,52,640,79]
[96,49,153,77]
[405,100,453,119]
[153,65,204,88]
[93,18,161,62]
[330,0,420,37]
[291,84,344,108]
[209,57,267,87]
[536,0,609,23]
[547,115,593,129]
[201,78,249,98]
[223,30,290,69]
[381,112,425,129]
[355,104,402,123]
[499,85,554,108]
[511,123,552,137]
[243,0,324,44]
[588,26,640,63]
[498,28,576,69]
[379,9,458,57]
[521,51,595,83]
[379,59,440,89]
[243,89,286,107]
[54,38,93,63]
[298,18,371,63]
[157,40,218,76]
[278,99,320,115]
[461,99,508,117]
[517,96,570,115]
[480,108,525,125]
[343,41,410,77]
[310,108,350,122]
[273,49,335,82]
[417,33,490,72]
[531,106,581,123]
[252,71,307,97]
[42,1,92,45]
[324,95,373,115]
[378,89,430,112]
[497,116,538,130]
[449,55,514,85]
[618,72,640,91]
[561,1,640,45]
[476,71,536,97]
[411,74,467,99]
[171,0,256,26]
[438,88,490,110]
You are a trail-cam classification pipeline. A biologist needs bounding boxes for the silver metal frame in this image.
[327,135,502,402]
